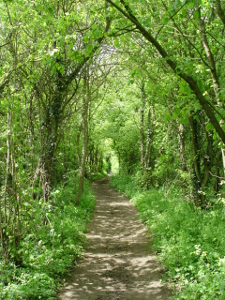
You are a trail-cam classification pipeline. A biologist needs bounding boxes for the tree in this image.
[107,0,225,144]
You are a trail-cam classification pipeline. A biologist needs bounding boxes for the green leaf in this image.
[206,123,214,131]
[83,34,89,43]
[193,10,199,20]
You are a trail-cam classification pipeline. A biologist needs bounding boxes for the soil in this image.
[58,177,171,300]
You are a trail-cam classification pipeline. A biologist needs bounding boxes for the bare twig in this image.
[209,171,225,180]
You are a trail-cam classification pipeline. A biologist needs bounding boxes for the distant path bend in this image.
[58,177,171,300]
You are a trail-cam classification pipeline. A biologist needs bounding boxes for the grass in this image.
[0,175,95,300]
[110,174,225,300]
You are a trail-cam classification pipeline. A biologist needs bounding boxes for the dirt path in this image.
[58,178,171,300]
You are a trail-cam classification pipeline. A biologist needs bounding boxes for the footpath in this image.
[58,178,171,300]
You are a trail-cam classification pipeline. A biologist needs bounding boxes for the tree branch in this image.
[156,0,188,38]
[107,0,225,144]
[0,41,11,48]
[215,0,225,26]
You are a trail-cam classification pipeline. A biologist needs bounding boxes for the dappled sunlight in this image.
[58,178,170,299]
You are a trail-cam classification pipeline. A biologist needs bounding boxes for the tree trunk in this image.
[140,82,146,169]
[189,116,203,207]
[177,123,187,171]
[189,115,213,208]
[76,71,89,206]
[215,0,225,26]
[107,0,225,144]
[221,149,225,177]
[144,104,155,170]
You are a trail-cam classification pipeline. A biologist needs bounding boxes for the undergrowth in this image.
[0,174,95,300]
[110,174,225,300]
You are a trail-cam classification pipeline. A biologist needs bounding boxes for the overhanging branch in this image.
[107,0,225,144]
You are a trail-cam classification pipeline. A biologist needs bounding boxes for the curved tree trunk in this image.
[107,0,225,144]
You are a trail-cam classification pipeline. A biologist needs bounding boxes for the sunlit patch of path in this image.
[58,178,171,300]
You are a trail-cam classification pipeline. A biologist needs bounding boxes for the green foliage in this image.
[87,172,107,181]
[111,175,225,299]
[1,0,225,297]
[0,176,95,300]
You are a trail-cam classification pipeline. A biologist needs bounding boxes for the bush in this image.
[0,176,95,300]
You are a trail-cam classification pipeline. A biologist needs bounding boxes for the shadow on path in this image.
[58,177,171,300]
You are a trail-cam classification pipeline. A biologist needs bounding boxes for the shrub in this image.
[0,176,95,300]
